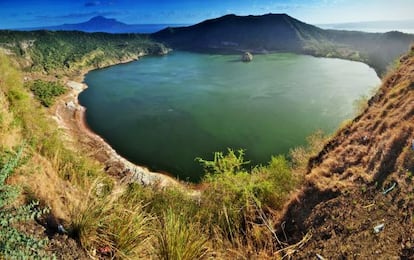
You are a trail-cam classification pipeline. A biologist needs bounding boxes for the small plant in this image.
[0,145,50,258]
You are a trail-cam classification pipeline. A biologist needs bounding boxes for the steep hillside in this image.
[280,46,414,258]
[0,30,169,74]
[152,13,414,75]
[152,14,324,53]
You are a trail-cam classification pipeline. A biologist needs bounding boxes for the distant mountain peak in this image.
[88,16,117,23]
[89,15,107,20]
[83,16,126,26]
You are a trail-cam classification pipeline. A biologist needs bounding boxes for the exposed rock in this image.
[65,101,76,111]
[242,51,253,62]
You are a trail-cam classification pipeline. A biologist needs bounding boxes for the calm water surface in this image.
[80,51,380,181]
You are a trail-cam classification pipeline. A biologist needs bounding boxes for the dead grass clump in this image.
[9,154,83,222]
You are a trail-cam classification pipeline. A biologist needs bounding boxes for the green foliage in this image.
[197,149,249,175]
[28,80,66,107]
[0,30,167,73]
[121,183,199,219]
[0,146,24,208]
[0,145,50,259]
[197,149,296,243]
[154,208,209,260]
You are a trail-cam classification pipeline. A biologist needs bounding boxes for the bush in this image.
[197,149,296,245]
[28,80,66,107]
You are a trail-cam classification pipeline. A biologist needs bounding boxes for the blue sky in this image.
[0,0,413,29]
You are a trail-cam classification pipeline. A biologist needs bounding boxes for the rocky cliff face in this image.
[281,46,414,259]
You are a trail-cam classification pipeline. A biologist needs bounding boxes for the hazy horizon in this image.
[1,0,414,30]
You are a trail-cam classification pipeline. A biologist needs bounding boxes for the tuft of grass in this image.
[71,181,152,259]
[154,208,209,260]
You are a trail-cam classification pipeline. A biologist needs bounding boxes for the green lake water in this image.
[80,51,380,182]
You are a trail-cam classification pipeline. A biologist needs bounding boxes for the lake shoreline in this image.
[52,54,186,188]
[52,50,380,186]
[80,51,380,181]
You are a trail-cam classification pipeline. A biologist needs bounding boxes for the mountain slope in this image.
[49,16,128,32]
[22,16,133,33]
[152,13,414,75]
[280,46,414,258]
[152,14,323,52]
[0,30,168,73]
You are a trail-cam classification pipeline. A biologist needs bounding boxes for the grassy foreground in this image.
[0,47,330,258]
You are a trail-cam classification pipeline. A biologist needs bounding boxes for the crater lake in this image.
[79,51,380,182]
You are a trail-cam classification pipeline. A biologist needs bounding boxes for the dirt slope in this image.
[281,46,414,259]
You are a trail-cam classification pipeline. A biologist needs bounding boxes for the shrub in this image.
[28,80,66,107]
[197,149,296,245]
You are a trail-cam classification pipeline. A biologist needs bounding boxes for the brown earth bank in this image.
[279,46,414,259]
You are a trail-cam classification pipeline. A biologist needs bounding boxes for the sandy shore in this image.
[53,67,184,188]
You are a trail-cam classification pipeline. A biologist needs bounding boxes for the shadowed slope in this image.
[280,46,414,259]
[152,13,414,75]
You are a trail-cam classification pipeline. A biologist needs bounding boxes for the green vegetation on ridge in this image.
[0,30,168,74]
[28,80,66,107]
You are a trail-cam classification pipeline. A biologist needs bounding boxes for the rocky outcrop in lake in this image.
[241,52,253,62]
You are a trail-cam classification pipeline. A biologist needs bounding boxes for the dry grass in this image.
[9,154,83,221]
[71,180,153,259]
[154,208,210,260]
